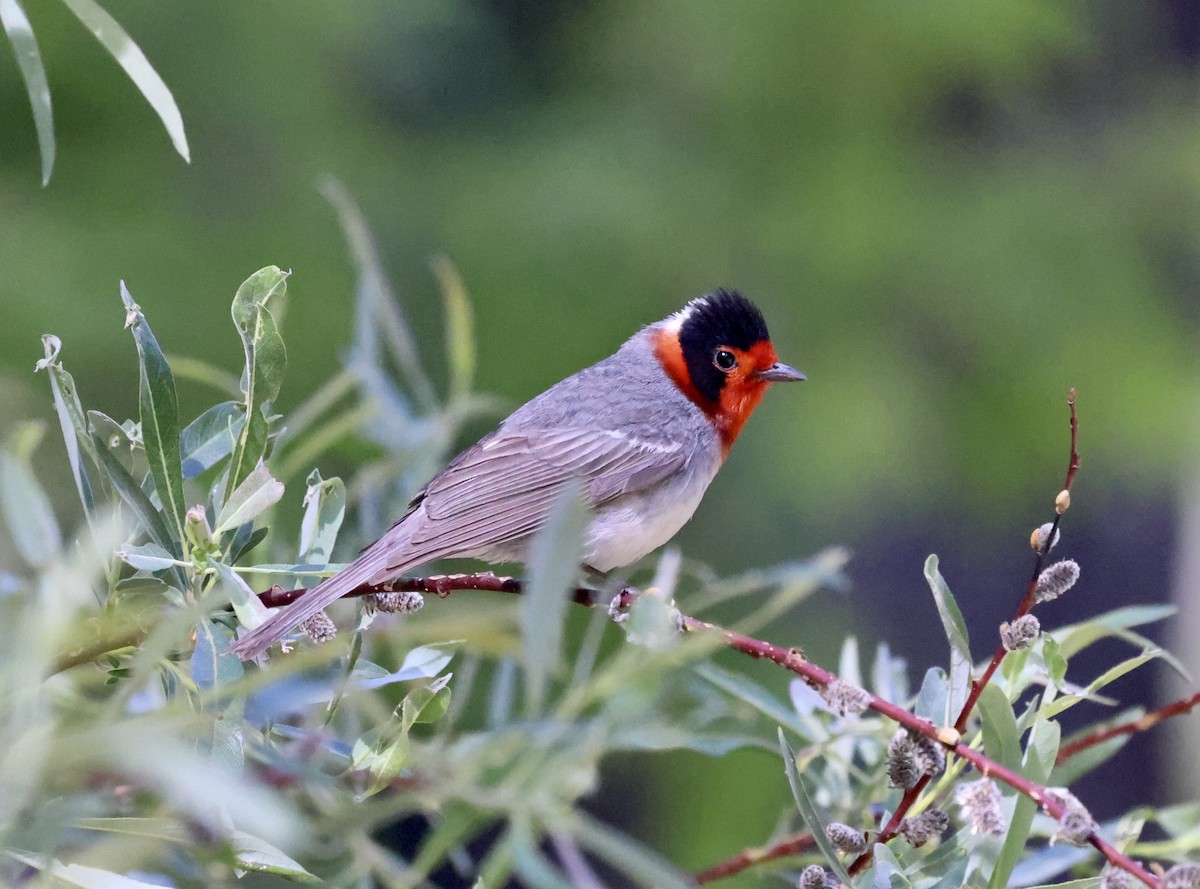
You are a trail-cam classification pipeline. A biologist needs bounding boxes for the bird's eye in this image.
[713,349,737,372]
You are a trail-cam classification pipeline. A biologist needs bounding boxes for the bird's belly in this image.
[581,464,717,572]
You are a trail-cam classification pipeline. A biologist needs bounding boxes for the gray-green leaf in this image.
[59,0,189,163]
[121,282,187,548]
[226,267,288,498]
[520,480,588,716]
[214,460,283,535]
[0,0,53,184]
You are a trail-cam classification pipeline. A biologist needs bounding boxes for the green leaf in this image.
[229,830,317,881]
[1042,634,1069,687]
[520,479,588,716]
[978,682,1022,773]
[989,718,1060,889]
[36,335,100,517]
[1051,735,1128,786]
[1055,605,1175,659]
[212,561,269,630]
[298,469,345,564]
[115,542,177,572]
[0,0,53,184]
[0,423,62,568]
[180,401,244,479]
[214,460,283,535]
[1041,650,1165,719]
[432,255,476,400]
[779,729,853,885]
[226,267,288,498]
[321,178,437,409]
[89,429,181,562]
[191,619,244,692]
[914,666,949,724]
[16,858,166,889]
[925,554,972,717]
[58,0,189,162]
[192,619,246,770]
[120,283,187,547]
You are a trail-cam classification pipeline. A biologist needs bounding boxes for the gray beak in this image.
[755,362,806,382]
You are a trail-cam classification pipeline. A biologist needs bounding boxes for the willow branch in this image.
[1056,690,1200,765]
[849,387,1082,874]
[694,831,814,885]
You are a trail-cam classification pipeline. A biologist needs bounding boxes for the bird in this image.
[230,289,804,659]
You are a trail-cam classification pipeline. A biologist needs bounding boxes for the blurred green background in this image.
[2,0,1199,880]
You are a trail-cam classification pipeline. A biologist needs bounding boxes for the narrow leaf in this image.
[36,335,99,515]
[214,460,283,535]
[925,554,972,716]
[115,542,177,571]
[230,830,318,881]
[0,423,62,568]
[59,0,189,162]
[779,728,853,885]
[226,267,288,498]
[212,561,269,630]
[0,0,53,183]
[520,480,588,715]
[321,178,437,409]
[298,469,345,564]
[191,618,244,691]
[432,255,475,399]
[988,718,1060,889]
[90,430,181,562]
[977,682,1022,773]
[180,401,244,479]
[120,282,187,546]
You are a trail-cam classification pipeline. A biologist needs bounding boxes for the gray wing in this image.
[401,427,693,559]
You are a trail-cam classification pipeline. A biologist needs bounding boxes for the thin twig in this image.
[1056,691,1200,765]
[849,387,1082,875]
[694,831,814,884]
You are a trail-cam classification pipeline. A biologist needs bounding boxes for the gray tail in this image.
[229,543,398,660]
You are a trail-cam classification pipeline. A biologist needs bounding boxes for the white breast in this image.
[580,453,721,572]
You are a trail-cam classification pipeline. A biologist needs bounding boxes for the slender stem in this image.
[694,831,814,885]
[1056,691,1200,765]
[849,388,1082,874]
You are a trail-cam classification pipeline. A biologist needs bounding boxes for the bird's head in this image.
[652,289,804,455]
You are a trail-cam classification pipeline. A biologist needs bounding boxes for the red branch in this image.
[1056,691,1200,765]
[847,388,1082,875]
[694,831,814,884]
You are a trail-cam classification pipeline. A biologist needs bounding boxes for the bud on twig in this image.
[912,732,946,779]
[1055,489,1071,514]
[955,778,1006,836]
[820,677,870,716]
[370,591,425,614]
[897,809,948,847]
[1100,865,1137,889]
[1000,614,1041,651]
[1034,560,1080,604]
[301,611,337,644]
[1030,523,1060,554]
[1045,788,1096,846]
[825,822,867,855]
[798,865,839,889]
[886,730,919,790]
[1164,862,1200,889]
